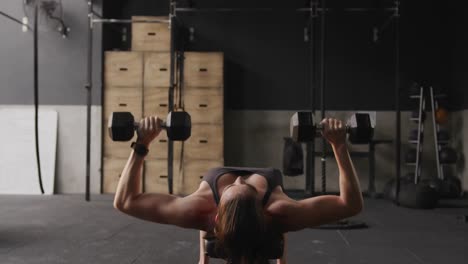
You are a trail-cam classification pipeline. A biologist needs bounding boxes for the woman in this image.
[113,116,363,264]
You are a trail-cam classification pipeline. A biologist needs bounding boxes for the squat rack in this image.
[84,0,401,202]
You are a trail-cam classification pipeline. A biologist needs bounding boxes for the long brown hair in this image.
[214,191,280,264]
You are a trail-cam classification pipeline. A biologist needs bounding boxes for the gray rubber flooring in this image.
[1,195,468,264]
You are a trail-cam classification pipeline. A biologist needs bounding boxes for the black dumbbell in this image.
[405,149,417,163]
[439,147,457,164]
[437,130,449,142]
[290,112,374,144]
[108,111,191,141]
[409,129,423,141]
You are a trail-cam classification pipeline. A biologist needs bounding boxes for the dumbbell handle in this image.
[314,124,351,136]
[133,121,167,130]
[315,124,351,131]
[290,112,374,143]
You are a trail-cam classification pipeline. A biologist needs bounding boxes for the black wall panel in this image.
[103,0,465,110]
[448,3,468,110]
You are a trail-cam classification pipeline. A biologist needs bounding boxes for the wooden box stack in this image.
[103,51,144,193]
[142,50,181,195]
[175,52,225,196]
[103,16,171,194]
[103,17,224,195]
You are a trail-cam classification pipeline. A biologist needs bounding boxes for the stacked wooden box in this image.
[174,52,225,196]
[103,51,144,193]
[103,16,224,195]
[103,16,171,194]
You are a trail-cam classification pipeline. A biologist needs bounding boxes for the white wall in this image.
[0,105,102,194]
[50,105,102,194]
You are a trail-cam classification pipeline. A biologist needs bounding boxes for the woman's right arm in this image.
[113,116,213,230]
[272,118,364,232]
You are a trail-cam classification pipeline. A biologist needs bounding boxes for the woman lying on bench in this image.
[113,116,363,264]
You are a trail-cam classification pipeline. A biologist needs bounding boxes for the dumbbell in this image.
[290,112,374,144]
[108,111,191,141]
[439,147,457,164]
[405,149,417,164]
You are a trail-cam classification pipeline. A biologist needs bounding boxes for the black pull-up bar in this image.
[174,7,398,14]
[92,18,170,25]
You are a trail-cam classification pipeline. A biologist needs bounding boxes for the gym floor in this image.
[1,195,467,264]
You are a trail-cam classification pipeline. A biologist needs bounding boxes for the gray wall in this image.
[0,0,102,105]
[0,0,103,194]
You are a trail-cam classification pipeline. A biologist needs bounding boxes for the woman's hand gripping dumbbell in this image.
[108,111,192,144]
[290,112,374,144]
[319,118,347,147]
[134,116,164,146]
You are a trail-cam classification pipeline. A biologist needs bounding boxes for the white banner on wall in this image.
[0,108,57,194]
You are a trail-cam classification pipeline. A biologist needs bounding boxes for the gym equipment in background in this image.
[428,87,461,198]
[386,85,462,209]
[435,107,449,124]
[406,85,425,183]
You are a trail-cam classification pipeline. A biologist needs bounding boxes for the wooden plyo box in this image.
[184,52,224,88]
[132,16,170,52]
[105,51,143,87]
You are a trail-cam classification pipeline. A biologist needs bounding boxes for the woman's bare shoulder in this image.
[265,186,299,218]
[184,182,218,230]
[188,181,217,208]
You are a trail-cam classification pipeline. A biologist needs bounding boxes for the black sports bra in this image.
[202,167,284,206]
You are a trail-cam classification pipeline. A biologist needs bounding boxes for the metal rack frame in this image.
[408,87,426,184]
[85,1,172,201]
[429,87,446,180]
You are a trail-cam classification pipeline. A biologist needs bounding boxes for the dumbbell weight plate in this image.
[439,147,457,164]
[347,113,374,144]
[166,111,192,141]
[290,112,315,142]
[437,130,449,142]
[290,112,374,144]
[439,175,462,198]
[108,112,136,142]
